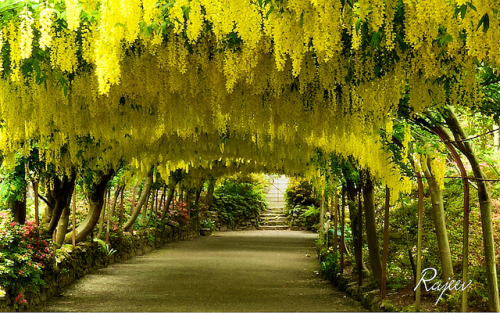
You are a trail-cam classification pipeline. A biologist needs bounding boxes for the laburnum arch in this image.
[1,0,497,192]
[0,0,499,310]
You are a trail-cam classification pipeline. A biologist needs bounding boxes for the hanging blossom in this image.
[19,6,34,59]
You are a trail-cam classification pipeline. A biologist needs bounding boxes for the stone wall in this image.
[204,210,259,231]
[0,224,199,312]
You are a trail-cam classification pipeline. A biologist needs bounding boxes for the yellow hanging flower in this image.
[19,6,34,60]
[39,4,55,50]
[65,0,81,31]
[0,29,4,72]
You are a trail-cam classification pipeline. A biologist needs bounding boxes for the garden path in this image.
[33,230,365,312]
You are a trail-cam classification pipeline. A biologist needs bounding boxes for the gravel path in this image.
[33,230,365,312]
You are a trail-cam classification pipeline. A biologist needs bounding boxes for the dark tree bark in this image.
[363,172,383,289]
[344,173,362,275]
[205,177,216,210]
[340,187,346,275]
[161,177,178,220]
[381,186,390,299]
[46,173,77,235]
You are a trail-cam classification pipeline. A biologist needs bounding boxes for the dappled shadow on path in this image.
[33,230,365,312]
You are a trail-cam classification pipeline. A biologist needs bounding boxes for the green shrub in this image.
[201,219,215,230]
[284,179,319,213]
[211,177,268,225]
[321,250,340,282]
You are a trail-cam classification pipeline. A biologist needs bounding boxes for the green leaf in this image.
[355,19,362,33]
[370,31,380,48]
[265,5,274,19]
[299,12,304,28]
[477,13,489,33]
[459,4,467,18]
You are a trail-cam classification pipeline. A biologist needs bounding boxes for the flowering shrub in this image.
[168,201,191,227]
[0,211,54,305]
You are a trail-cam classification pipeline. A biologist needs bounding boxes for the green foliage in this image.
[211,177,267,225]
[93,238,117,256]
[284,179,319,212]
[302,205,319,218]
[320,251,340,282]
[0,211,54,305]
[0,156,27,207]
[201,219,215,230]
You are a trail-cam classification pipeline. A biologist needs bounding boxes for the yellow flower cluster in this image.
[65,0,81,31]
[39,5,54,50]
[0,0,498,198]
[50,30,78,72]
[430,154,447,190]
[19,6,34,60]
[0,30,4,72]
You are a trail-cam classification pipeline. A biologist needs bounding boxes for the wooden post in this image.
[333,188,339,256]
[34,181,39,227]
[357,188,363,288]
[340,187,346,275]
[381,186,390,299]
[415,174,424,310]
[72,185,77,248]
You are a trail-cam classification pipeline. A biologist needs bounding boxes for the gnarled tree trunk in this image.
[46,173,77,235]
[64,169,114,243]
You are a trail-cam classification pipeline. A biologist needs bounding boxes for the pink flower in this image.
[10,222,16,227]
[14,293,24,304]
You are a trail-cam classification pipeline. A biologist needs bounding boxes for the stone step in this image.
[260,220,289,226]
[260,215,287,220]
[257,225,290,230]
[262,209,285,214]
[259,216,288,222]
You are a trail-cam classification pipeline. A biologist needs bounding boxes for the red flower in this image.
[14,293,25,304]
[10,221,16,227]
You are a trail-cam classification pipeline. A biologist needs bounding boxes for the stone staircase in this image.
[259,175,290,230]
[258,206,290,230]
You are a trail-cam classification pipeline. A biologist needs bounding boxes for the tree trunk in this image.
[357,189,363,287]
[161,178,178,220]
[363,172,383,289]
[34,181,40,227]
[124,170,153,231]
[381,186,390,299]
[422,158,454,283]
[442,109,499,312]
[11,162,27,225]
[206,177,216,210]
[47,173,77,234]
[333,187,339,256]
[141,191,151,225]
[340,187,346,274]
[319,194,326,237]
[118,185,125,228]
[194,183,203,229]
[64,169,114,243]
[56,206,70,245]
[344,174,362,275]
